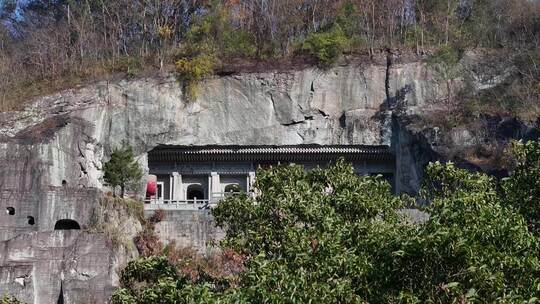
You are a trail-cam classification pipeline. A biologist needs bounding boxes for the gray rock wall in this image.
[0,231,118,304]
[145,210,224,252]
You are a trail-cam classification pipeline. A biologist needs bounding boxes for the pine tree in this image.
[103,144,143,198]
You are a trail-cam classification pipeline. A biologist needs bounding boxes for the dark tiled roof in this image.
[149,145,393,162]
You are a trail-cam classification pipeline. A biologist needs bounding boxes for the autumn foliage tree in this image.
[1,0,539,109]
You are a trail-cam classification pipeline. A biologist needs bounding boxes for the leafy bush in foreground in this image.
[503,140,540,235]
[112,152,540,303]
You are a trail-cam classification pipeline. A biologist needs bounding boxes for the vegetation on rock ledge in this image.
[0,296,23,304]
[1,0,539,108]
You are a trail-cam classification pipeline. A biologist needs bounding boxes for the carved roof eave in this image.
[148,145,394,163]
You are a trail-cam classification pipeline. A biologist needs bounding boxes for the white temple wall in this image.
[219,175,248,192]
[181,175,209,200]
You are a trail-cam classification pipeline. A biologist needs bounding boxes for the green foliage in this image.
[0,296,24,304]
[119,256,181,291]
[175,54,216,101]
[427,45,461,80]
[503,140,540,234]
[112,156,540,303]
[112,255,229,304]
[212,160,402,303]
[302,25,349,66]
[109,289,136,304]
[3,0,540,111]
[174,2,257,101]
[103,144,143,198]
[412,162,540,302]
[175,55,216,82]
[334,3,365,51]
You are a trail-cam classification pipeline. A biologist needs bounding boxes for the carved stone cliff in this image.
[0,52,534,303]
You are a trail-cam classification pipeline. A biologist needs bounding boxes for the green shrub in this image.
[427,45,460,73]
[183,3,256,59]
[111,155,540,303]
[503,140,540,234]
[119,256,180,290]
[175,54,216,101]
[110,289,136,304]
[175,55,216,82]
[0,296,24,304]
[302,25,349,66]
[111,256,185,304]
[221,29,257,58]
[335,2,366,52]
[413,162,540,301]
[428,45,459,67]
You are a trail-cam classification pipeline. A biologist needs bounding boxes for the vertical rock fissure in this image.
[57,281,64,304]
[385,49,393,107]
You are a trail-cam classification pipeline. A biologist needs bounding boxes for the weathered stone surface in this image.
[146,209,224,251]
[0,231,117,304]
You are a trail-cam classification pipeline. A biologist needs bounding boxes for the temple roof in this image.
[148,145,393,162]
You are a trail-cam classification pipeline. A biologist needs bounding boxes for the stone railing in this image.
[144,199,215,210]
[144,192,247,211]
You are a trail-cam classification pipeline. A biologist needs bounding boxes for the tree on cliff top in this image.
[103,144,142,198]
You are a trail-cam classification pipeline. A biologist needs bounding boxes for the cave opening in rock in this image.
[27,216,35,225]
[62,180,67,186]
[54,219,81,230]
[6,207,15,215]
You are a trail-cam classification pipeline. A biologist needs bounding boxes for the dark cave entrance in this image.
[54,219,81,230]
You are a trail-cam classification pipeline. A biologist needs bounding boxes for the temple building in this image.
[145,145,395,210]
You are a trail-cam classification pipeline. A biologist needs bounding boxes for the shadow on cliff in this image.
[373,84,439,196]
[374,83,540,194]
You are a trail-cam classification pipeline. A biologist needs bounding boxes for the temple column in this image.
[248,171,256,190]
[169,174,173,202]
[208,175,212,200]
[172,172,183,201]
[210,172,220,202]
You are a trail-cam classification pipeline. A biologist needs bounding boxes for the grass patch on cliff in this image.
[88,196,145,250]
[100,196,145,222]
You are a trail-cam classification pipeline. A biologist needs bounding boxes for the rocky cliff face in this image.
[0,52,530,303]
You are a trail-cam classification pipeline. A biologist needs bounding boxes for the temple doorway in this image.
[187,184,205,200]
